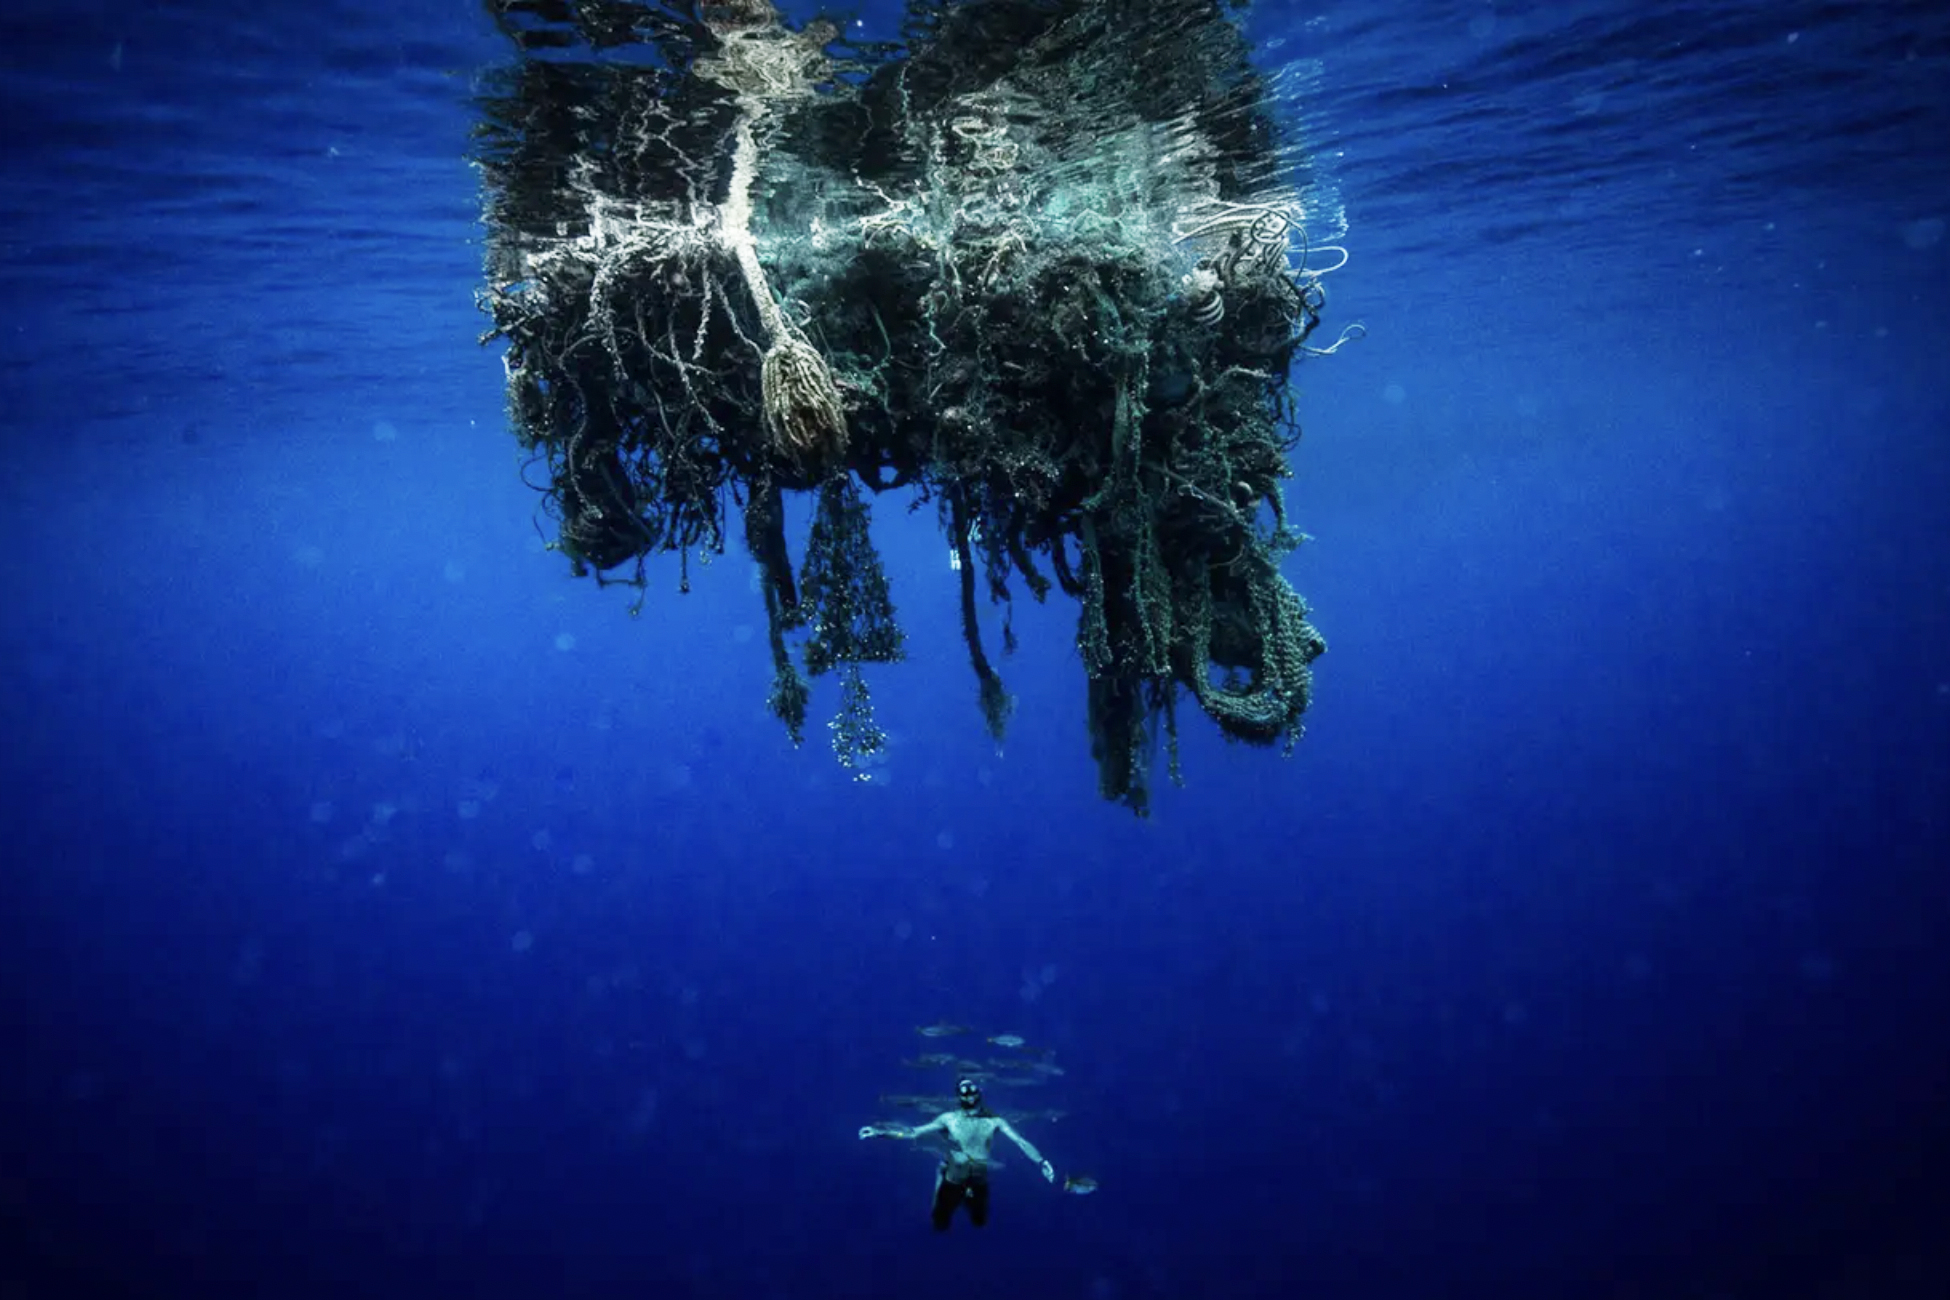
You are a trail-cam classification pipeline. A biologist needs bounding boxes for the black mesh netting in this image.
[474,0,1358,814]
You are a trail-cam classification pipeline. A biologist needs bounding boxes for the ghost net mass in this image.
[474,0,1353,815]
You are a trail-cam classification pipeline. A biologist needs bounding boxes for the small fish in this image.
[917,1022,971,1039]
[879,1093,948,1113]
[1008,1108,1068,1126]
[902,1052,958,1069]
[985,1073,1047,1087]
[1061,1174,1099,1196]
[987,1033,1029,1049]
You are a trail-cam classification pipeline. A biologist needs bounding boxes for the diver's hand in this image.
[1040,1159,1056,1183]
[859,1123,909,1140]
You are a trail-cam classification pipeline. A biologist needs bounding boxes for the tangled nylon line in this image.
[1170,200,1361,354]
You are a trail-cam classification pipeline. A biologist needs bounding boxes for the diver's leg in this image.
[968,1178,990,1228]
[931,1168,958,1231]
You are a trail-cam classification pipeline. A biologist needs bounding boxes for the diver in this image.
[859,1077,1056,1230]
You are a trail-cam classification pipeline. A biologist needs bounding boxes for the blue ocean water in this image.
[2,0,1946,1296]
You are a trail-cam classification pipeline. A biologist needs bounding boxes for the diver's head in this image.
[957,1078,983,1111]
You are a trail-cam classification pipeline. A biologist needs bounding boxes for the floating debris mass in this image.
[474,0,1351,813]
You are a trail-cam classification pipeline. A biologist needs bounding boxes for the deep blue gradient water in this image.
[3,2,1947,1297]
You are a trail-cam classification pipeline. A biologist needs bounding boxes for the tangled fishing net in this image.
[474,0,1357,815]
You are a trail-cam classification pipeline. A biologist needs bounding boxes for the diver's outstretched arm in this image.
[859,1114,947,1140]
[996,1118,1056,1181]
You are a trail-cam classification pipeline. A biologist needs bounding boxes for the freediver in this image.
[859,1077,1056,1230]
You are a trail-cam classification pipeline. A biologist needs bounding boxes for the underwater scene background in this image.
[1,1,1946,1297]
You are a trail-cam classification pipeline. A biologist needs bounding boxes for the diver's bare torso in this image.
[933,1111,1029,1182]
[924,1110,1021,1228]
